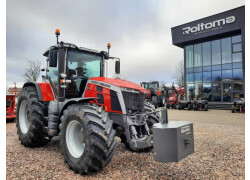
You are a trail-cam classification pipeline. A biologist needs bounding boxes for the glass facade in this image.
[185,35,244,102]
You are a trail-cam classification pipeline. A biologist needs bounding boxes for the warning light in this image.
[55,29,60,36]
[107,43,111,48]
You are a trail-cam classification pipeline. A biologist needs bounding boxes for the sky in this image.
[6,0,245,88]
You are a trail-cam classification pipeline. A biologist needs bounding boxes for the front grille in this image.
[122,91,145,112]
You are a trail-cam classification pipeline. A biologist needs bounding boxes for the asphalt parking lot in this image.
[6,109,245,179]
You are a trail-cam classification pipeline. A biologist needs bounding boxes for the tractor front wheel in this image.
[59,104,116,174]
[16,86,51,147]
[159,95,166,107]
[151,96,158,109]
[188,104,192,110]
[205,104,208,111]
[178,104,182,110]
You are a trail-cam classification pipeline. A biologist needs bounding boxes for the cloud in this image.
[6,0,245,88]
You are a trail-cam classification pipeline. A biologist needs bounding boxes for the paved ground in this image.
[6,109,245,179]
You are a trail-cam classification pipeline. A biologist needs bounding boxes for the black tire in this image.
[16,86,50,147]
[232,105,235,113]
[144,102,160,129]
[59,104,116,174]
[166,104,170,109]
[188,104,192,110]
[178,104,182,110]
[159,94,166,107]
[151,96,158,109]
[193,104,197,111]
[205,104,208,111]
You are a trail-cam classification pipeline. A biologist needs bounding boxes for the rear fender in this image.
[22,82,55,102]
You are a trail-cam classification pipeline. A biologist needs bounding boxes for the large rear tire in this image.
[16,86,50,147]
[59,104,116,174]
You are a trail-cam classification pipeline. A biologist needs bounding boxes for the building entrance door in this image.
[212,82,233,102]
[222,82,232,102]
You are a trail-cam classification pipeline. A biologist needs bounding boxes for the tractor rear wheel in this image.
[16,86,50,147]
[59,104,116,174]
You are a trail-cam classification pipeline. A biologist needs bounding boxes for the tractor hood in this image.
[89,77,145,92]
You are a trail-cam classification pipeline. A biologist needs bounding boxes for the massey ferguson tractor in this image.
[16,29,194,175]
[166,86,185,109]
[140,81,166,108]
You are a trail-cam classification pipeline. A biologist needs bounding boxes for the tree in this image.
[23,60,41,82]
[174,60,184,87]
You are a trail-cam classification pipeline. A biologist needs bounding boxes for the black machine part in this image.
[153,108,194,163]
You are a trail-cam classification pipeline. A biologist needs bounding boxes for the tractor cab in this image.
[42,30,120,102]
[141,81,159,90]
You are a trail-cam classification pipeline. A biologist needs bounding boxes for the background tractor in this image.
[16,30,194,175]
[166,86,184,109]
[140,81,167,108]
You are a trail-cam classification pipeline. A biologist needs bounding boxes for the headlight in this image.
[121,87,140,93]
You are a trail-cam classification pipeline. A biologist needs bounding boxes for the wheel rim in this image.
[19,100,29,134]
[66,120,85,158]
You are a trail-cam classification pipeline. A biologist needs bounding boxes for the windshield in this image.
[66,49,102,98]
[67,50,102,78]
[142,83,158,89]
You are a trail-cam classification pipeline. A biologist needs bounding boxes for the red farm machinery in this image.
[6,83,17,119]
[15,29,194,175]
[140,81,167,108]
[166,85,185,109]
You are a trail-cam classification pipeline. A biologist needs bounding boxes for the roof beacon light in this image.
[107,43,111,55]
[55,29,60,44]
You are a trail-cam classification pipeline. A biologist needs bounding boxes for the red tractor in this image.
[140,81,166,108]
[16,30,194,175]
[166,86,184,109]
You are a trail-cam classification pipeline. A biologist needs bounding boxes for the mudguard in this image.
[23,82,55,102]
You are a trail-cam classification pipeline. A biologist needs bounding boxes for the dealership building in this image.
[171,6,245,108]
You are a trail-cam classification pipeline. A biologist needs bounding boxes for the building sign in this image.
[182,16,235,35]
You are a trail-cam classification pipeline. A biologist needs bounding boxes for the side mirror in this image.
[49,50,57,67]
[115,60,120,74]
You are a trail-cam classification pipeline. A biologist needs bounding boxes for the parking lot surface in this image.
[6,109,245,179]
